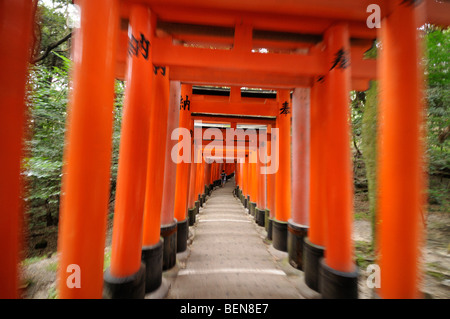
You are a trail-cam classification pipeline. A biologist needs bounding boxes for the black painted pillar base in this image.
[303,237,325,292]
[287,219,308,270]
[255,208,265,227]
[266,217,273,240]
[195,200,200,215]
[140,239,163,293]
[272,219,288,252]
[161,219,177,270]
[319,259,359,299]
[177,218,188,253]
[264,210,270,232]
[244,197,248,209]
[208,184,213,195]
[188,207,196,226]
[103,262,146,298]
[198,194,203,207]
[250,202,256,217]
[201,193,206,206]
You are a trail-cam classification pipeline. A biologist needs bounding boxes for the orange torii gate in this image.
[1,0,449,300]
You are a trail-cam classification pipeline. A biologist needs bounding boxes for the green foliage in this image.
[24,58,69,219]
[34,0,72,67]
[25,56,124,227]
[109,81,125,202]
[354,240,375,269]
[424,27,450,176]
[361,81,378,248]
[47,286,58,299]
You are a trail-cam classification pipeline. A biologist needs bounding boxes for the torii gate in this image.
[1,0,449,300]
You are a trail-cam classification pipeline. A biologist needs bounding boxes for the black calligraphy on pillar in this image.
[279,101,290,115]
[153,66,166,76]
[316,75,325,83]
[329,47,350,71]
[139,34,150,59]
[180,95,191,111]
[128,33,150,60]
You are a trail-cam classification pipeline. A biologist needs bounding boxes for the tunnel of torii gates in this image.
[1,0,449,300]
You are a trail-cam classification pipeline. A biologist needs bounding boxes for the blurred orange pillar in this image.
[273,90,291,252]
[242,156,249,208]
[104,4,152,298]
[204,162,211,194]
[257,137,267,210]
[303,79,328,291]
[291,88,310,226]
[255,135,267,227]
[377,1,425,299]
[323,23,354,273]
[266,136,277,239]
[194,145,203,206]
[139,64,171,291]
[249,147,258,217]
[308,80,327,252]
[161,81,181,226]
[288,87,310,270]
[141,64,170,245]
[0,0,36,299]
[57,0,119,299]
[174,84,193,232]
[160,80,180,271]
[319,23,358,299]
[187,135,197,225]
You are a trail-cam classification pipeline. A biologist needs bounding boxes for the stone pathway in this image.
[166,178,305,299]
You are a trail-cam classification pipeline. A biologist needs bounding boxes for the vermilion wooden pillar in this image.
[319,23,358,299]
[140,63,171,292]
[304,79,328,292]
[174,84,193,242]
[187,134,197,225]
[255,135,267,227]
[104,4,152,298]
[235,159,241,198]
[266,136,276,239]
[200,158,206,204]
[161,81,181,226]
[234,159,240,197]
[193,135,200,206]
[249,148,258,217]
[57,0,119,299]
[204,161,211,196]
[141,63,171,242]
[273,90,292,252]
[194,146,203,209]
[0,0,36,299]
[288,87,310,270]
[160,80,180,271]
[242,155,249,208]
[377,1,425,299]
